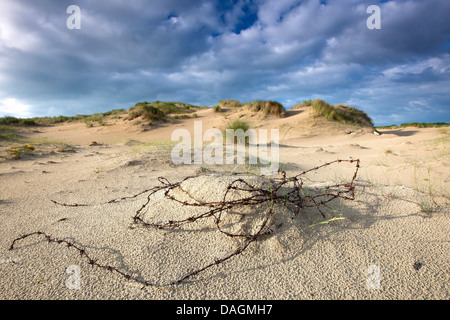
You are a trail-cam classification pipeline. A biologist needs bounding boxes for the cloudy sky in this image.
[0,0,449,125]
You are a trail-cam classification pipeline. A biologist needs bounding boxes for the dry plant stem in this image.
[9,159,360,287]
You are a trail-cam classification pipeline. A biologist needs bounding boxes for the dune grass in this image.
[376,122,450,129]
[128,101,201,124]
[128,104,167,123]
[0,125,75,160]
[0,116,37,126]
[212,105,222,113]
[0,109,128,127]
[218,99,242,109]
[130,140,177,154]
[245,100,286,117]
[0,125,25,142]
[226,119,251,132]
[223,119,252,145]
[298,99,374,127]
[131,101,198,114]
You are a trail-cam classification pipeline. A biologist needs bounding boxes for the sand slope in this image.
[0,108,448,299]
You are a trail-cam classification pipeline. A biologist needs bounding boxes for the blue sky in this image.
[0,0,449,125]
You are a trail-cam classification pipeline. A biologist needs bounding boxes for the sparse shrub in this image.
[127,104,166,124]
[7,144,35,159]
[227,119,250,132]
[141,105,166,121]
[127,101,201,124]
[83,114,105,127]
[377,122,450,129]
[127,110,142,120]
[20,119,37,126]
[0,116,37,126]
[52,116,71,123]
[174,115,190,120]
[0,125,23,142]
[102,109,126,116]
[306,99,374,127]
[0,116,20,125]
[134,101,149,107]
[246,100,285,117]
[212,106,222,113]
[224,119,252,144]
[218,100,242,109]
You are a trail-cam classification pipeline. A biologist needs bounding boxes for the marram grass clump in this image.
[226,119,251,132]
[296,99,373,127]
[224,119,252,144]
[245,100,286,117]
[127,101,201,124]
[218,99,242,109]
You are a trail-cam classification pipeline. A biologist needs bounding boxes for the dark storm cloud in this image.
[0,0,449,125]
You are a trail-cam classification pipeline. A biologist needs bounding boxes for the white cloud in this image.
[0,2,43,51]
[0,98,33,118]
[382,54,450,79]
[0,0,448,125]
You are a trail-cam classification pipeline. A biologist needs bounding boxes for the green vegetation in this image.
[0,108,127,127]
[302,217,346,230]
[0,116,37,126]
[376,122,450,129]
[4,98,447,132]
[130,140,177,154]
[128,104,167,123]
[224,119,252,144]
[7,144,35,160]
[217,99,286,117]
[128,101,202,124]
[226,119,250,132]
[296,99,374,127]
[101,109,126,116]
[82,114,108,127]
[0,125,24,142]
[0,101,203,128]
[130,101,198,114]
[173,114,191,119]
[218,99,242,109]
[245,100,286,117]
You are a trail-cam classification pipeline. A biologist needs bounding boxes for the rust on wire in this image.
[9,159,360,288]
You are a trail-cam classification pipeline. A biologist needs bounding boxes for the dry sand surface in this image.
[0,108,448,299]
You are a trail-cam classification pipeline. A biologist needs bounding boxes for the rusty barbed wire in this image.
[9,159,360,288]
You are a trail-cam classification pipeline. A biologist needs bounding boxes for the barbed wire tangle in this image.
[9,159,360,288]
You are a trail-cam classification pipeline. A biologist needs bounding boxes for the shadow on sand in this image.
[378,130,419,137]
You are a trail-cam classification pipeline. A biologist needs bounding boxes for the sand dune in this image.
[0,107,448,299]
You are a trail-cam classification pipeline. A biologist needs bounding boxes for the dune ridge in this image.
[0,101,448,299]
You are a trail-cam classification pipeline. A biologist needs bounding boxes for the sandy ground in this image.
[0,108,448,300]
